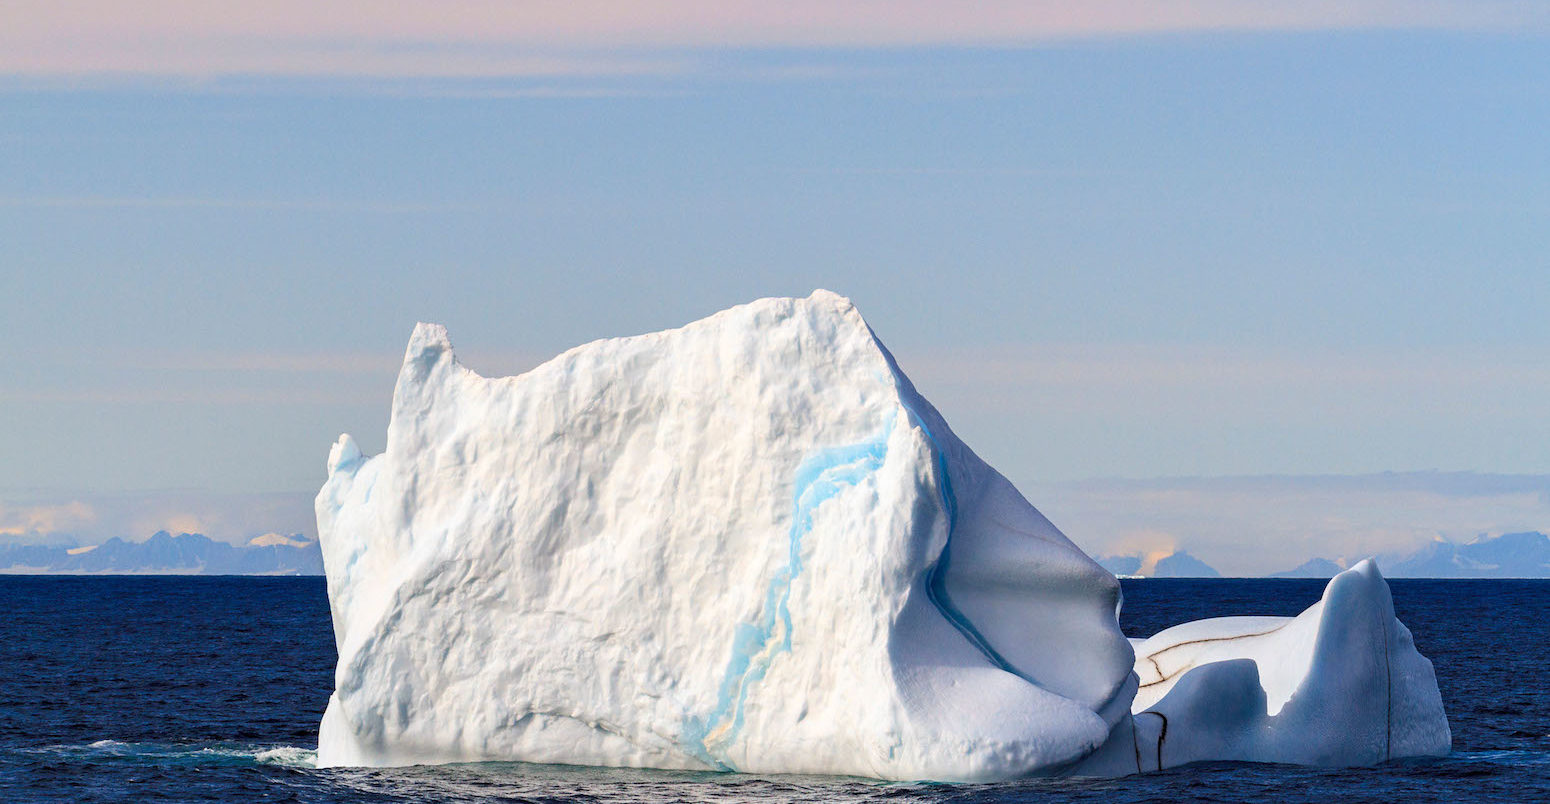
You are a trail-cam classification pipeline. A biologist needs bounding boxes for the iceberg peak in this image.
[396,321,460,395]
[325,434,362,476]
[405,321,453,363]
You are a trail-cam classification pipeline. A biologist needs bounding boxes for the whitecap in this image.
[255,746,318,767]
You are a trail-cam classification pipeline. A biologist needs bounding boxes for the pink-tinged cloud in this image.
[5,1,1547,78]
[0,500,96,536]
[0,490,317,545]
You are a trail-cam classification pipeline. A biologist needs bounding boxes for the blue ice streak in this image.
[684,422,892,769]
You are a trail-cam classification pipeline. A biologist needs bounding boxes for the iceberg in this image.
[314,291,1449,780]
[1079,559,1450,774]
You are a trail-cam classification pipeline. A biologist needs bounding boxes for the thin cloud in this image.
[0,490,317,545]
[0,387,383,407]
[4,2,1546,79]
[123,345,546,379]
[894,342,1550,423]
[0,195,485,214]
[900,342,1550,391]
[126,350,404,375]
[1,345,549,406]
[0,500,96,537]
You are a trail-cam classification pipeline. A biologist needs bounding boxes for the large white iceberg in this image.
[315,291,1448,780]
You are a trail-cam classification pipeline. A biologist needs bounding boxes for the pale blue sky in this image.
[3,17,1549,563]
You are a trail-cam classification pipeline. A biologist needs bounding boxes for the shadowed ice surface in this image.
[1,576,1545,802]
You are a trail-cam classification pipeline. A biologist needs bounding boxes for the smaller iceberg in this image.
[1083,559,1450,773]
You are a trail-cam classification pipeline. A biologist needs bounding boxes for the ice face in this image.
[314,291,1133,781]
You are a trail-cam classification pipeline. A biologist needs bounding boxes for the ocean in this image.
[1,576,1545,802]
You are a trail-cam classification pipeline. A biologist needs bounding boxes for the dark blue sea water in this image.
[1,577,1546,803]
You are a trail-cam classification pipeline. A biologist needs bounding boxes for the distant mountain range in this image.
[1268,557,1348,578]
[1097,551,1221,578]
[1098,531,1550,578]
[1271,531,1550,578]
[0,531,323,575]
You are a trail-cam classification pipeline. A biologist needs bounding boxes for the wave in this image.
[1451,749,1550,768]
[22,739,318,768]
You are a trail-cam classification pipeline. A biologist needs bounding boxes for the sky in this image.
[3,3,1549,572]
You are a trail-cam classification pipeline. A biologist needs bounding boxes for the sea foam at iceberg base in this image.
[314,291,1449,781]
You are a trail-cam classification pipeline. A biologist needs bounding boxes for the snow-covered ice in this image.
[315,291,1449,780]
